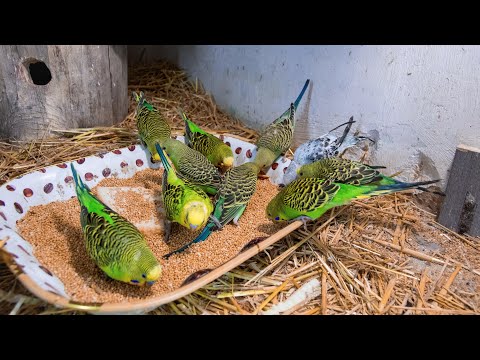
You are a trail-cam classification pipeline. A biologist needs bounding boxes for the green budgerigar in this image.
[154,143,214,243]
[182,111,234,171]
[160,137,223,195]
[70,163,162,286]
[254,79,310,170]
[267,173,440,225]
[295,157,443,195]
[164,161,261,257]
[133,91,172,162]
[296,157,392,185]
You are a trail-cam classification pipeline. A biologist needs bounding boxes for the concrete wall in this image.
[128,45,480,186]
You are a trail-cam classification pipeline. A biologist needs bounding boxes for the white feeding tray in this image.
[0,135,302,314]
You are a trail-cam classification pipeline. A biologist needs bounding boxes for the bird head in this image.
[221,156,234,169]
[185,202,210,230]
[266,197,287,223]
[144,264,162,285]
[124,249,162,287]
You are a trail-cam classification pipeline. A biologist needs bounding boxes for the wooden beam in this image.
[438,144,480,236]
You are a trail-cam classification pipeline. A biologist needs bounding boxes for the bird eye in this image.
[275,216,280,221]
[131,279,139,284]
[300,172,303,176]
[142,274,146,279]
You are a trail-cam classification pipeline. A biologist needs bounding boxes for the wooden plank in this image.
[438,144,480,236]
[0,45,128,141]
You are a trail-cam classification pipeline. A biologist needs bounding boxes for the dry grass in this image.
[1,60,479,315]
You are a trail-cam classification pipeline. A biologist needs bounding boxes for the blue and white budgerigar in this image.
[282,116,373,185]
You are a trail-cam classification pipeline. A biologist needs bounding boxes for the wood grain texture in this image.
[438,144,480,236]
[0,45,128,141]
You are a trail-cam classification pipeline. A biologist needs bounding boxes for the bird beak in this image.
[146,281,156,287]
[223,157,234,168]
[190,224,198,230]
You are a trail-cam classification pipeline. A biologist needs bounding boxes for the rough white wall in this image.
[128,45,480,186]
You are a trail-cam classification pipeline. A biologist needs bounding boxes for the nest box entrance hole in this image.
[22,58,52,85]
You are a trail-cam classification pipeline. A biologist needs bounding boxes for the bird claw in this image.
[294,216,311,232]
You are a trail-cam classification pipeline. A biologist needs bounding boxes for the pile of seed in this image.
[16,168,283,303]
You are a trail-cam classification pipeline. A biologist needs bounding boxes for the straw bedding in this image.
[1,61,479,315]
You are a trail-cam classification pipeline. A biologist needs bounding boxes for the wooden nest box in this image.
[438,144,480,237]
[0,45,128,141]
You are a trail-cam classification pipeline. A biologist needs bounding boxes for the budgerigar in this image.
[182,111,234,171]
[161,137,223,195]
[155,143,213,243]
[282,116,374,185]
[70,163,162,286]
[255,79,310,170]
[163,162,261,258]
[294,157,440,194]
[266,175,440,226]
[133,91,172,162]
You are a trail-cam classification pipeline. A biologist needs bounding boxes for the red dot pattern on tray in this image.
[57,163,67,169]
[120,161,128,168]
[44,183,54,194]
[0,200,4,206]
[39,168,46,173]
[271,162,279,170]
[14,202,23,214]
[85,173,94,181]
[102,168,111,177]
[65,176,73,184]
[225,142,231,147]
[17,244,31,256]
[45,282,61,295]
[113,149,122,155]
[0,212,6,221]
[136,159,144,167]
[246,149,253,158]
[77,158,85,164]
[6,185,15,191]
[23,188,33,197]
[39,265,53,276]
[128,145,136,151]
[235,147,242,154]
